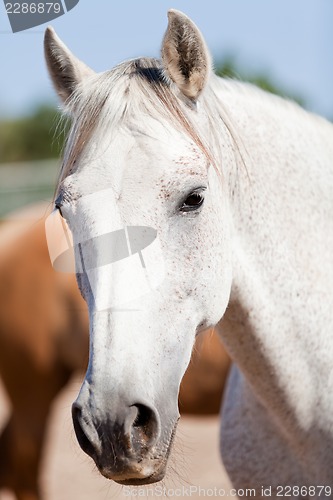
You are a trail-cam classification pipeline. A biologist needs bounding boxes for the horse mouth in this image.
[98,458,167,485]
[98,420,178,485]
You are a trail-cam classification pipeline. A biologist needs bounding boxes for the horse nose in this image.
[71,400,160,466]
[72,403,100,460]
[130,403,160,450]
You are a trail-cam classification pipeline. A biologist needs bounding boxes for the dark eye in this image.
[55,203,63,217]
[54,193,64,216]
[180,189,205,212]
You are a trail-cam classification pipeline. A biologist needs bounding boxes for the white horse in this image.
[44,10,333,497]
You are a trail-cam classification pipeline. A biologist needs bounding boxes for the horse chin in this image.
[98,462,166,485]
[113,469,166,486]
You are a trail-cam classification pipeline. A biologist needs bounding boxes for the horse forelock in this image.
[55,57,227,197]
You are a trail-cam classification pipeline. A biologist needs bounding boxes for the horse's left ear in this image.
[161,10,212,101]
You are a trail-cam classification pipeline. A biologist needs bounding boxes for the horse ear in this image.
[161,10,212,101]
[44,26,95,106]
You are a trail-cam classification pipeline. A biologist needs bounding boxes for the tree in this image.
[215,55,305,106]
[0,105,69,163]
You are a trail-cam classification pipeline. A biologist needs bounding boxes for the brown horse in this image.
[0,204,88,500]
[0,204,230,500]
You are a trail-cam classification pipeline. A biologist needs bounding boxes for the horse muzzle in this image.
[72,397,176,484]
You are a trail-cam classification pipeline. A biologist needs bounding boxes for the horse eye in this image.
[180,191,205,212]
[55,204,63,217]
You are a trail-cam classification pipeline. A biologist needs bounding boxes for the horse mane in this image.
[55,52,321,199]
[58,55,312,196]
[56,57,237,195]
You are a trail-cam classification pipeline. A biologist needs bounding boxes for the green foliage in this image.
[0,105,69,163]
[215,55,305,107]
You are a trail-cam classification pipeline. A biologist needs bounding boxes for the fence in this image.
[0,159,59,219]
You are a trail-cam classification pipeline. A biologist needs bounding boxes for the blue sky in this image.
[0,0,332,119]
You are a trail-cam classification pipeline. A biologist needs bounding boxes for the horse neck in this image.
[214,78,333,433]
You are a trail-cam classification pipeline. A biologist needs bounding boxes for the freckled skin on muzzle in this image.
[72,393,179,484]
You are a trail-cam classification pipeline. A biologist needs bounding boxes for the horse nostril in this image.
[131,403,160,450]
[72,403,97,460]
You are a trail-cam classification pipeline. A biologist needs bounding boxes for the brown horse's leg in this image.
[0,413,41,500]
[0,416,14,490]
[0,360,71,500]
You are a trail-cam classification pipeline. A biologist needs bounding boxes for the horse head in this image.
[44,10,232,484]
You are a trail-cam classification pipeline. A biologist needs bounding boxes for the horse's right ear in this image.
[44,26,95,106]
[161,10,212,101]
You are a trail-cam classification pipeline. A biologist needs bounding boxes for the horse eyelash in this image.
[179,187,206,213]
